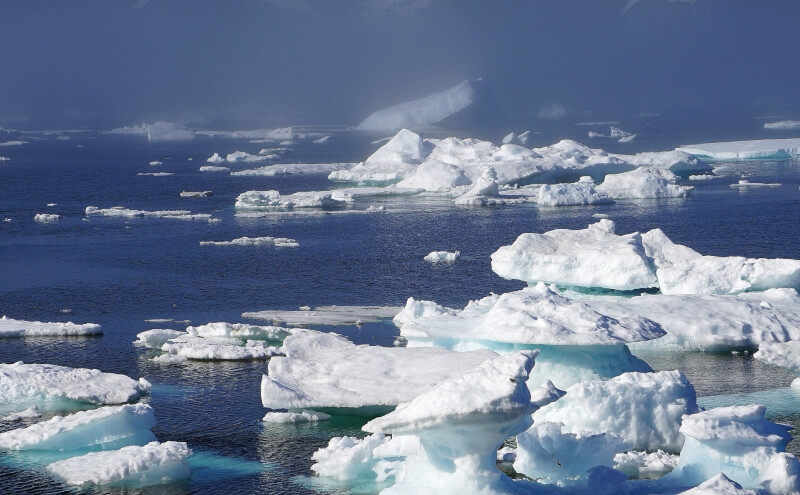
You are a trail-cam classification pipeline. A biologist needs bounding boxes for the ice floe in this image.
[0,316,101,337]
[730,179,782,188]
[535,176,613,206]
[261,329,497,414]
[206,153,225,164]
[196,126,293,141]
[235,190,344,210]
[34,213,61,223]
[161,336,282,361]
[180,190,212,197]
[677,473,756,495]
[262,409,331,423]
[47,441,191,487]
[85,206,211,222]
[314,135,331,144]
[137,172,173,176]
[199,165,229,172]
[199,236,298,247]
[677,138,800,161]
[0,140,28,146]
[2,406,42,421]
[764,121,800,130]
[423,250,459,263]
[149,160,162,166]
[225,151,277,163]
[755,341,800,387]
[0,362,150,405]
[232,163,352,176]
[242,305,402,327]
[596,168,693,199]
[133,329,185,349]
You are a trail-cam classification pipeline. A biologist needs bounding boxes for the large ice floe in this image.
[47,441,191,487]
[677,138,800,161]
[0,316,101,337]
[394,282,661,388]
[199,236,298,247]
[85,206,212,222]
[234,190,344,210]
[261,329,498,415]
[755,341,800,388]
[243,305,402,327]
[232,163,353,176]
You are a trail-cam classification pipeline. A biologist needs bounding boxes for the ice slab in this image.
[535,176,614,206]
[0,403,156,451]
[226,151,277,163]
[85,206,191,218]
[730,179,781,188]
[161,335,282,361]
[0,316,101,338]
[232,163,352,176]
[199,165,229,172]
[47,441,191,486]
[243,305,402,327]
[424,250,459,263]
[34,213,61,223]
[0,140,28,146]
[196,126,292,140]
[0,362,150,405]
[677,138,800,161]
[235,190,344,210]
[137,172,173,176]
[180,190,212,197]
[199,236,298,247]
[261,329,497,413]
[533,370,700,453]
[262,409,330,423]
[764,121,800,130]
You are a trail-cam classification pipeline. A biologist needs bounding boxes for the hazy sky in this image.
[1,0,798,128]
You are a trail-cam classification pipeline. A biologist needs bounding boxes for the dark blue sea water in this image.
[0,130,799,493]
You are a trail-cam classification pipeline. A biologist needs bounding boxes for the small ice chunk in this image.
[596,168,693,199]
[536,177,614,206]
[423,250,459,263]
[226,151,277,163]
[678,473,756,495]
[242,305,402,327]
[262,409,331,423]
[133,329,185,349]
[47,441,191,486]
[34,213,61,223]
[235,190,344,210]
[764,120,800,130]
[179,190,212,198]
[689,174,719,181]
[149,160,163,166]
[613,449,679,479]
[161,335,282,361]
[85,206,192,219]
[754,341,800,377]
[199,236,298,247]
[730,179,781,188]
[2,406,42,421]
[206,153,225,164]
[199,165,229,172]
[137,172,173,176]
[313,135,331,144]
[0,316,101,337]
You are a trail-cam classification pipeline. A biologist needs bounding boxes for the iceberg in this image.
[34,213,61,223]
[149,160,162,166]
[261,329,497,414]
[730,179,782,188]
[764,121,800,130]
[330,129,431,185]
[242,305,403,327]
[133,329,185,349]
[453,166,504,206]
[677,473,756,495]
[206,153,225,164]
[614,150,710,175]
[0,362,150,405]
[423,250,459,263]
[47,441,191,487]
[532,370,700,453]
[0,403,156,451]
[225,151,277,163]
[535,176,614,206]
[179,190,212,198]
[0,316,101,337]
[596,168,693,199]
[199,236,298,247]
[361,352,537,495]
[677,138,800,161]
[234,190,344,210]
[754,341,800,387]
[231,163,352,177]
[0,140,28,146]
[108,121,194,142]
[357,79,483,130]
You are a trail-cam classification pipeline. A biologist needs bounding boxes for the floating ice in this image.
[689,174,719,181]
[108,121,194,142]
[161,335,282,361]
[2,406,42,421]
[199,165,229,172]
[764,121,800,130]
[242,305,402,326]
[677,473,756,495]
[34,213,61,223]
[137,172,173,176]
[149,160,162,166]
[613,449,679,479]
[453,166,503,206]
[0,403,156,451]
[314,135,331,144]
[235,190,344,210]
[0,140,28,146]
[361,351,537,495]
[677,138,800,161]
[596,168,693,199]
[535,176,614,206]
[261,329,497,414]
[85,206,191,218]
[491,219,658,291]
[755,341,800,387]
[180,190,212,197]
[0,362,150,405]
[0,316,101,338]
[196,126,293,140]
[533,370,700,452]
[330,186,423,203]
[262,409,331,423]
[663,405,800,491]
[357,79,481,130]
[147,322,294,361]
[423,250,459,263]
[310,433,394,482]
[206,153,225,164]
[730,180,781,188]
[199,236,298,247]
[226,151,276,163]
[330,129,430,184]
[0,156,9,161]
[46,441,191,486]
[232,163,352,176]
[612,150,710,175]
[133,329,185,349]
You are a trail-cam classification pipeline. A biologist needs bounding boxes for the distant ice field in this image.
[0,130,799,493]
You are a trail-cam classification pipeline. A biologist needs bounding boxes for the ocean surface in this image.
[1,129,799,493]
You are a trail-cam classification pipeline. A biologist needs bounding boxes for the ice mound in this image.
[85,206,191,219]
[765,121,800,130]
[261,329,497,414]
[755,341,800,387]
[199,165,229,172]
[0,316,101,337]
[232,163,351,176]
[677,138,800,161]
[47,441,191,486]
[199,236,298,247]
[0,403,156,451]
[34,213,61,223]
[234,190,344,210]
[591,289,800,351]
[664,405,800,492]
[596,168,693,199]
[357,80,480,130]
[179,190,212,198]
[133,329,185,349]
[613,449,679,479]
[535,176,614,206]
[330,129,431,184]
[423,250,459,263]
[361,351,537,495]
[161,335,282,361]
[262,409,331,423]
[225,151,276,163]
[206,153,225,164]
[513,422,628,486]
[491,219,658,291]
[533,370,700,453]
[108,121,194,142]
[242,305,402,327]
[2,406,42,421]
[453,166,503,206]
[0,362,150,405]
[678,473,756,495]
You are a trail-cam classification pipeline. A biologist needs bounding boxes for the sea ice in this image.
[535,176,613,206]
[423,250,459,263]
[108,121,194,142]
[180,190,212,197]
[235,190,344,210]
[231,163,352,176]
[137,172,173,176]
[2,406,42,421]
[149,160,162,166]
[161,335,282,361]
[262,409,331,423]
[677,138,800,161]
[199,165,229,172]
[330,129,431,184]
[34,213,61,223]
[47,441,191,486]
[596,168,693,199]
[730,180,782,188]
[0,403,156,451]
[532,370,700,452]
[313,135,331,144]
[242,305,402,327]
[199,236,298,247]
[196,127,292,140]
[226,151,276,163]
[0,140,28,146]
[764,121,800,130]
[206,153,225,164]
[133,329,185,349]
[754,341,800,387]
[0,316,101,337]
[261,329,497,414]
[85,206,192,219]
[0,362,149,405]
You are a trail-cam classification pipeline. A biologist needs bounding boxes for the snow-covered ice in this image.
[261,329,497,413]
[199,236,298,247]
[677,138,800,161]
[330,129,430,185]
[133,329,185,349]
[243,305,402,327]
[677,474,756,495]
[47,441,191,486]
[34,213,61,223]
[730,179,781,188]
[764,121,800,130]
[596,168,693,199]
[0,316,101,337]
[313,135,331,144]
[755,341,800,388]
[85,206,192,219]
[225,151,277,163]
[613,449,679,479]
[535,176,614,206]
[231,163,352,176]
[196,126,292,141]
[262,409,331,423]
[180,190,212,197]
[423,250,459,263]
[149,160,162,166]
[161,335,282,361]
[2,406,42,421]
[137,172,173,176]
[199,165,229,172]
[235,190,344,210]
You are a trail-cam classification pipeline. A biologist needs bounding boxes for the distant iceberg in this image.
[108,121,194,142]
[677,138,800,161]
[764,120,800,130]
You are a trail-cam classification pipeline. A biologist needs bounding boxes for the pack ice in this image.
[0,316,101,337]
[143,322,292,361]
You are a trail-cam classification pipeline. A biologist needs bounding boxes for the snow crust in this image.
[0,316,101,337]
[261,329,497,413]
[0,362,150,405]
[677,138,800,161]
[47,441,191,486]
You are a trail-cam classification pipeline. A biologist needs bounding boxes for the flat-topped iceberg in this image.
[677,138,800,161]
[361,352,537,495]
[235,190,344,210]
[261,329,497,414]
[0,403,156,451]
[0,362,150,405]
[199,236,298,247]
[85,206,191,218]
[0,316,101,337]
[532,370,699,453]
[47,441,191,487]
